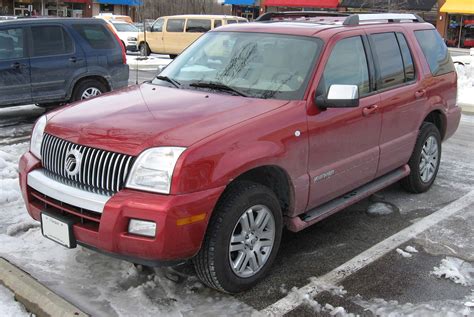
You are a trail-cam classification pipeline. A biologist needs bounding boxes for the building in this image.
[0,0,140,18]
[223,0,260,20]
[436,0,474,48]
[262,0,339,12]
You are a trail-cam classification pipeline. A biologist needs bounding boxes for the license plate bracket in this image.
[41,212,77,249]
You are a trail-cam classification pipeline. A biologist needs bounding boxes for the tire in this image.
[139,42,151,56]
[401,122,441,193]
[193,181,282,293]
[71,79,107,102]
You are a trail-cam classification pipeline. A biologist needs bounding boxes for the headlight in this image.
[126,147,186,194]
[127,36,137,41]
[30,115,47,160]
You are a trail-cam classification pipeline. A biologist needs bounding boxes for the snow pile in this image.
[354,294,473,317]
[127,55,172,71]
[455,62,474,106]
[0,285,30,317]
[0,144,26,205]
[366,202,395,216]
[431,257,473,286]
[285,281,350,315]
[396,246,419,258]
[396,248,412,258]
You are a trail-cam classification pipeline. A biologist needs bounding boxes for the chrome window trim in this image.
[27,169,110,213]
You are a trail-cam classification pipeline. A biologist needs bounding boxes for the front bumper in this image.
[19,152,225,264]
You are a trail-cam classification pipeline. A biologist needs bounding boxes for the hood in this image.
[46,83,288,156]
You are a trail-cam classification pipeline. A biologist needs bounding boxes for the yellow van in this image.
[138,15,248,58]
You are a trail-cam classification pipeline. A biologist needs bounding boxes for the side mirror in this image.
[316,84,359,109]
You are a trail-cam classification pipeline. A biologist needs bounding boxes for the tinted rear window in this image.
[72,24,116,49]
[186,19,211,33]
[31,25,73,57]
[371,32,405,90]
[415,29,454,76]
[226,20,237,24]
[396,33,415,82]
[167,19,185,32]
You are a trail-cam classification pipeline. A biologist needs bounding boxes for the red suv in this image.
[19,13,461,293]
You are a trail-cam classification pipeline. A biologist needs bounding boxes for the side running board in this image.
[286,165,410,232]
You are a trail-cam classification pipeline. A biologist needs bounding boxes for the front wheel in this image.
[193,181,282,293]
[401,122,441,193]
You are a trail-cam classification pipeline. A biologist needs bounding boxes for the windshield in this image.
[112,23,138,32]
[154,32,322,100]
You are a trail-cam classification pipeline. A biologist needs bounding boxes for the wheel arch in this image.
[217,165,295,218]
[69,75,111,100]
[422,109,447,140]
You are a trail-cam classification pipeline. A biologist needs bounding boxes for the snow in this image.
[455,60,474,107]
[396,248,412,258]
[366,202,395,216]
[405,246,418,253]
[431,257,474,287]
[127,54,172,71]
[0,285,30,317]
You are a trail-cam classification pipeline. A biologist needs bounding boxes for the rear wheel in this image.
[401,122,441,193]
[139,42,151,56]
[193,181,282,293]
[71,79,107,102]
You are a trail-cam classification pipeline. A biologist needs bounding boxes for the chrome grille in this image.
[41,133,134,193]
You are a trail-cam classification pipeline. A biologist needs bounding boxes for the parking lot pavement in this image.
[0,103,473,316]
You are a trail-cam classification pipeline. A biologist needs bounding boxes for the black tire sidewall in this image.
[210,184,282,293]
[408,123,442,192]
[72,79,107,102]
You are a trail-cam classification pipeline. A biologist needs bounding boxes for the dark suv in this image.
[0,18,129,108]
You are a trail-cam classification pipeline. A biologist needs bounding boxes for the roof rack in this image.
[255,11,425,26]
[343,13,424,26]
[256,11,349,22]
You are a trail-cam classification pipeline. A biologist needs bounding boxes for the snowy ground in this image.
[0,285,30,317]
[0,60,473,316]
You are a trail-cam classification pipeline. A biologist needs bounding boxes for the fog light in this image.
[128,219,156,237]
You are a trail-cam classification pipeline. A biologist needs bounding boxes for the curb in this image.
[0,257,88,317]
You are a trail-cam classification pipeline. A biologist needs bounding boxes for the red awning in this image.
[264,0,339,8]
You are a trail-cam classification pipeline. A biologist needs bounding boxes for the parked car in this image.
[138,14,248,58]
[20,13,460,293]
[0,18,129,108]
[95,13,133,24]
[107,20,139,52]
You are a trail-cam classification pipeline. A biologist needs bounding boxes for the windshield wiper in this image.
[189,81,248,97]
[155,75,181,89]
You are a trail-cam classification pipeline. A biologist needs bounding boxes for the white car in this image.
[108,21,139,52]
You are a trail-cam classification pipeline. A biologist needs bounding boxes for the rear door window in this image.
[370,32,405,90]
[214,20,222,28]
[396,33,416,82]
[318,36,370,97]
[415,29,454,76]
[31,25,74,57]
[72,24,116,49]
[166,19,185,32]
[0,28,24,60]
[226,20,237,24]
[186,19,211,33]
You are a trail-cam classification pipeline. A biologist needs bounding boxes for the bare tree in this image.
[137,0,231,21]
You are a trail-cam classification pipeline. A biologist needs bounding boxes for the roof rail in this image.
[256,11,349,22]
[343,13,424,26]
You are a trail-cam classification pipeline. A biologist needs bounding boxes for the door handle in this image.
[10,62,26,69]
[415,89,426,99]
[69,57,77,63]
[362,104,379,117]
